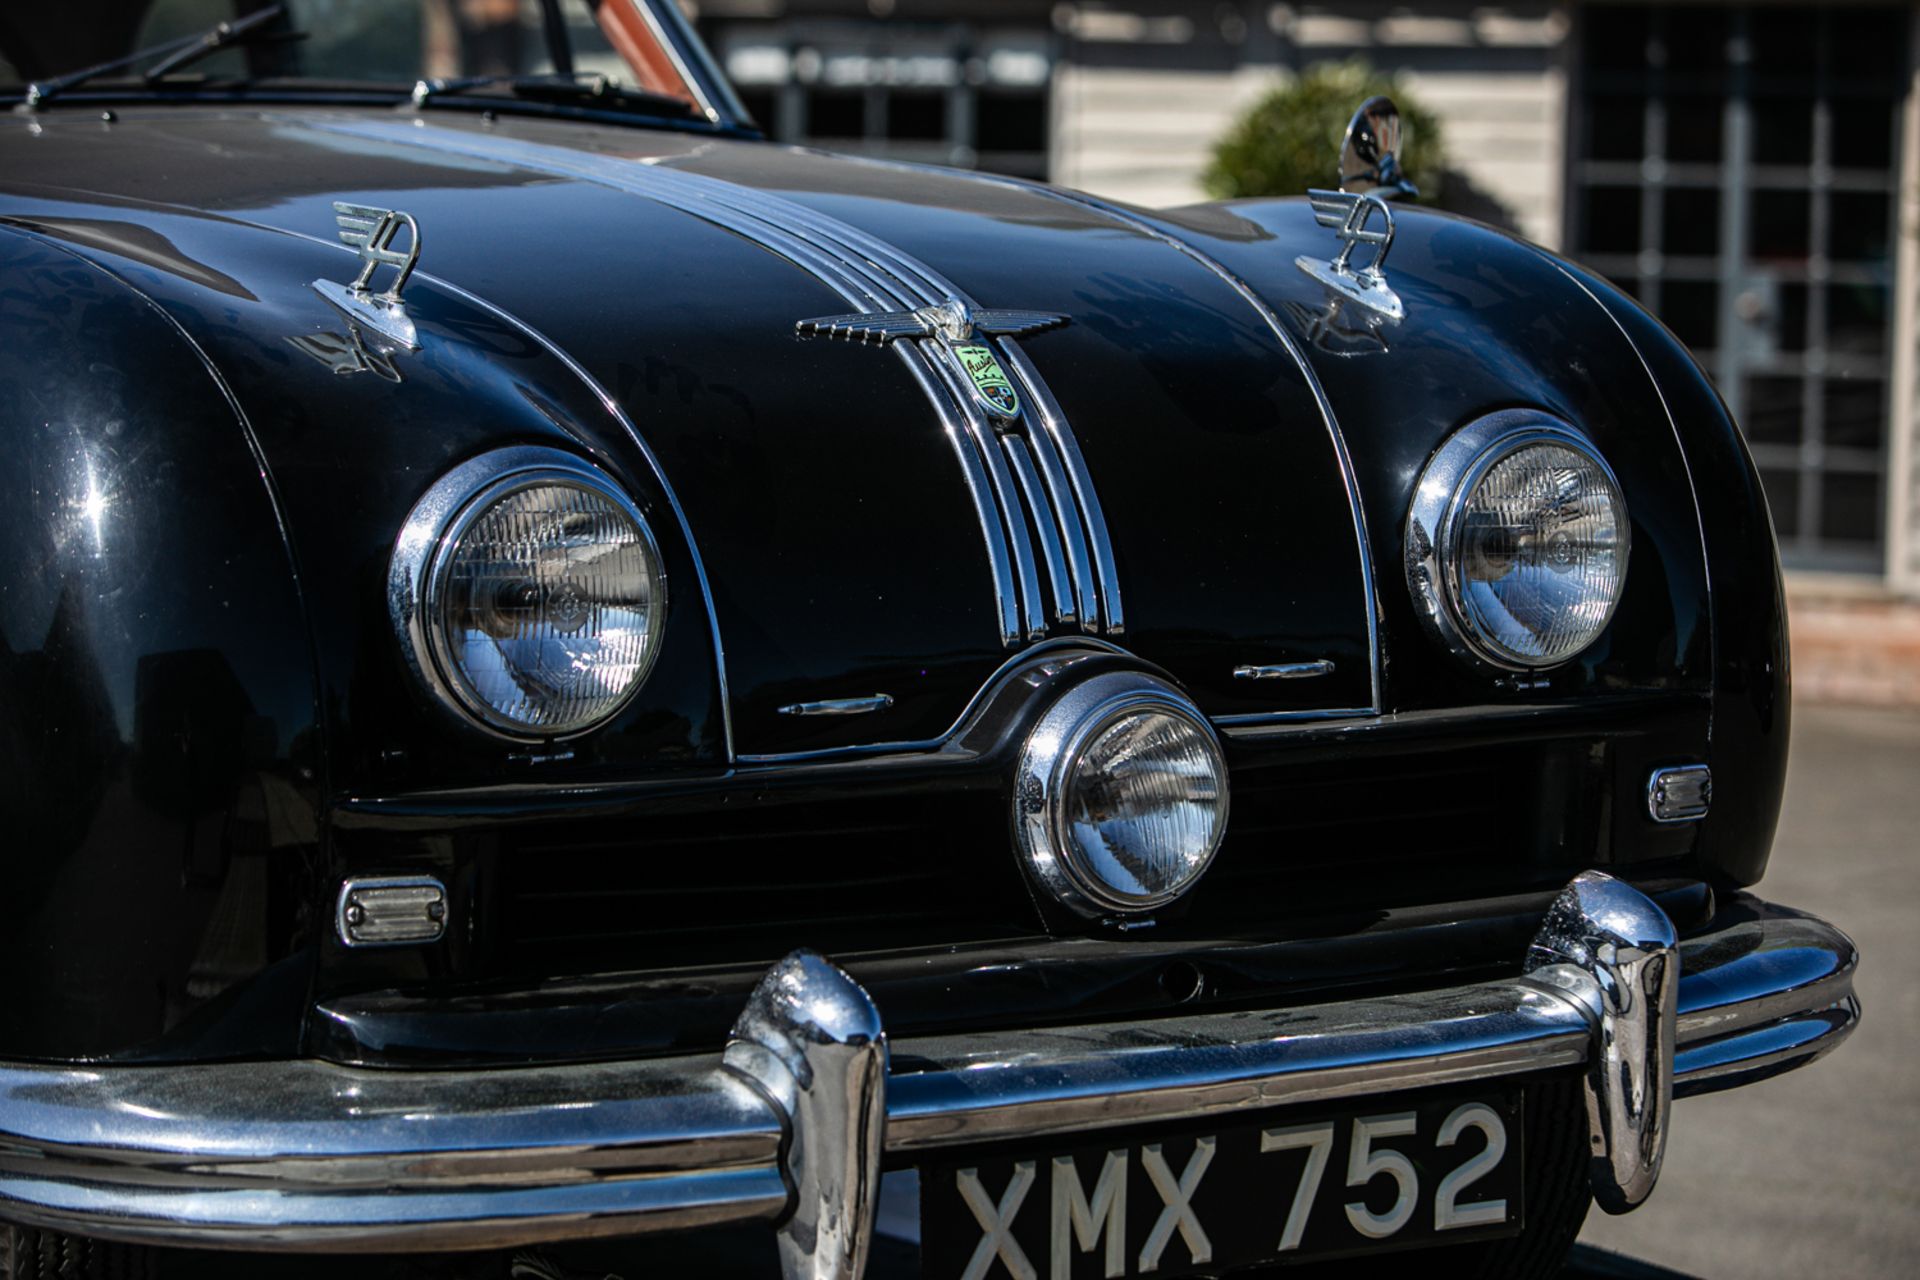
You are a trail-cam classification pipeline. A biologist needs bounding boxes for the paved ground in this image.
[1573,703,1920,1277]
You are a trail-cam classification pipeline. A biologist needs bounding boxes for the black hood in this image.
[0,105,1706,773]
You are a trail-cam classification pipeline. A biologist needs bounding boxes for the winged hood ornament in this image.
[310,201,423,351]
[797,298,1066,421]
[1296,97,1413,322]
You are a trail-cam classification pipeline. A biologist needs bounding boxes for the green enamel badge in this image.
[953,343,1020,420]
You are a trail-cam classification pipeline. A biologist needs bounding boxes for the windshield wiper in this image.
[410,72,694,120]
[24,4,296,109]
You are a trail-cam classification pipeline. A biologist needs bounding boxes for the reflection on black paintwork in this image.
[1283,293,1395,359]
[3,215,258,300]
[288,325,405,381]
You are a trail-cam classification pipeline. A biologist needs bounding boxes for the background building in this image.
[691,0,1920,694]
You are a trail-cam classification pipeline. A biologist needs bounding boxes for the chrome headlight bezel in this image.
[1013,672,1230,918]
[1405,410,1630,672]
[389,445,667,742]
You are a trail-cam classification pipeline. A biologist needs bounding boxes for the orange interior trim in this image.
[594,0,698,106]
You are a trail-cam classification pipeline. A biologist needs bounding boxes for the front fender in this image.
[1558,260,1790,888]
[0,225,323,1061]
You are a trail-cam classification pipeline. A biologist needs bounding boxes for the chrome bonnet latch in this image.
[1523,870,1679,1214]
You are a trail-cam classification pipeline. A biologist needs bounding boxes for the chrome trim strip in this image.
[778,695,895,717]
[689,178,1115,640]
[1234,661,1336,680]
[735,637,1125,765]
[1008,386,1099,629]
[625,0,726,125]
[1542,261,1714,690]
[304,120,1030,651]
[997,340,1123,634]
[894,346,1025,647]
[903,165,1379,708]
[624,171,1066,644]
[0,888,1856,1251]
[1003,435,1077,626]
[1214,707,1376,730]
[923,346,1048,640]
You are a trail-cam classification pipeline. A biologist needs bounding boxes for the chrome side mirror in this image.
[1339,96,1418,200]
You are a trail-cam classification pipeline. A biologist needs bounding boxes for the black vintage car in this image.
[0,4,1860,1279]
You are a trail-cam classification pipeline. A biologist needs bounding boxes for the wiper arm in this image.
[143,5,301,81]
[410,72,694,120]
[25,4,292,109]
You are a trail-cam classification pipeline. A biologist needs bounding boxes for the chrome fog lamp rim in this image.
[389,445,666,742]
[1405,409,1630,672]
[1014,671,1230,918]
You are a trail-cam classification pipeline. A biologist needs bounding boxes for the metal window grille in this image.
[1567,3,1912,571]
[700,18,1053,179]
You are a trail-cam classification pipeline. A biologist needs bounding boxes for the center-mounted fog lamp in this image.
[1406,411,1629,671]
[1014,672,1229,918]
[390,446,666,740]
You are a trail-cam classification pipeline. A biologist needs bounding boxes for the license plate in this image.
[919,1087,1524,1278]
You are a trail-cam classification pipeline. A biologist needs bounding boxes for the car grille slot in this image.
[1199,743,1600,921]
[484,798,1024,979]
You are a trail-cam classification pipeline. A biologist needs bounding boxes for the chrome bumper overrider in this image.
[0,874,1857,1272]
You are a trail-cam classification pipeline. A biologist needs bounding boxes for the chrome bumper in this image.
[0,874,1857,1272]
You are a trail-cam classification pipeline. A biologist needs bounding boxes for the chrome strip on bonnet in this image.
[882,163,1382,710]
[1003,435,1077,626]
[1007,380,1098,628]
[922,344,1047,640]
[701,177,1119,635]
[997,339,1125,634]
[0,881,1857,1254]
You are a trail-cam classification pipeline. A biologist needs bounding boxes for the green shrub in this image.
[1203,61,1446,205]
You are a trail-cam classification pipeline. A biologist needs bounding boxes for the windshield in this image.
[0,0,738,121]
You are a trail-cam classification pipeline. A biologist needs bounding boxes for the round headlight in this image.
[391,447,666,740]
[1406,412,1629,670]
[1014,672,1229,917]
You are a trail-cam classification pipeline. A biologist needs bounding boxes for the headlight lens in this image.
[1407,414,1629,670]
[1015,673,1229,916]
[392,448,666,739]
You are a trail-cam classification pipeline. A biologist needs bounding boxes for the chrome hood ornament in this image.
[311,201,423,351]
[1296,97,1413,322]
[797,299,1066,422]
